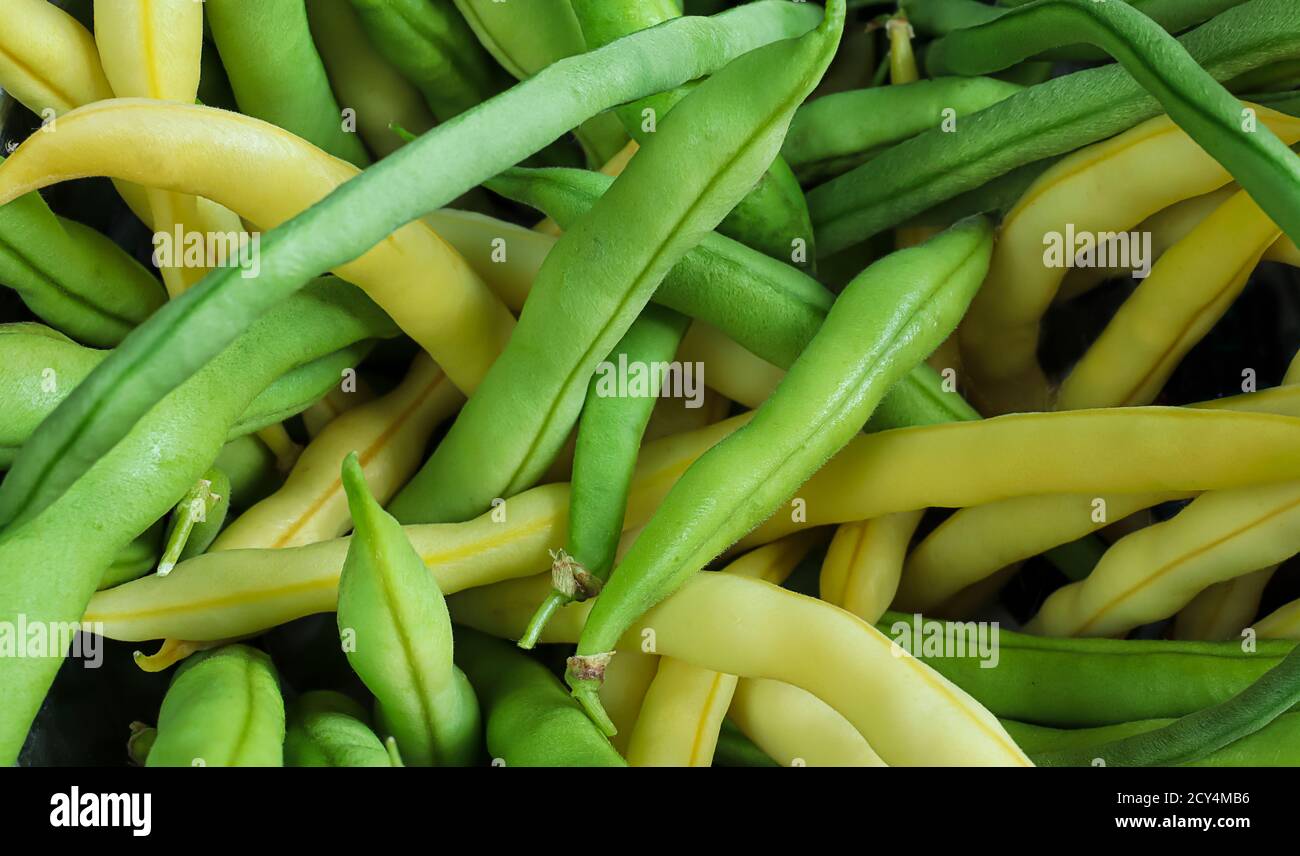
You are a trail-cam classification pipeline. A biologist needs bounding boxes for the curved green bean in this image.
[521,305,689,649]
[569,0,817,266]
[347,0,510,122]
[0,279,396,764]
[0,172,162,347]
[389,2,843,527]
[485,166,832,370]
[809,0,1300,256]
[1005,714,1300,766]
[337,452,481,766]
[783,77,1023,184]
[1033,645,1300,766]
[454,628,625,767]
[284,690,400,767]
[147,644,285,767]
[0,0,822,533]
[449,0,628,166]
[570,217,992,732]
[205,0,370,166]
[922,0,1300,245]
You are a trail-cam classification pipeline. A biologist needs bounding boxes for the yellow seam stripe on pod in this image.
[960,105,1300,414]
[1027,478,1300,638]
[897,381,1300,610]
[0,98,515,394]
[212,352,462,551]
[820,510,924,623]
[1056,188,1280,410]
[623,530,824,767]
[0,0,112,114]
[83,414,754,642]
[447,572,1031,767]
[93,0,227,296]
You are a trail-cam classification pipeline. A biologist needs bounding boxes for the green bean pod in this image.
[0,0,823,532]
[1031,645,1300,766]
[713,719,780,767]
[569,217,993,732]
[449,0,628,166]
[521,305,690,649]
[336,453,481,766]
[213,435,282,510]
[347,0,511,121]
[879,612,1300,727]
[922,0,1300,245]
[1004,713,1300,767]
[485,166,833,370]
[147,644,285,767]
[454,628,625,767]
[783,77,1023,184]
[809,0,1300,256]
[0,280,396,764]
[284,690,400,767]
[98,521,165,591]
[485,164,981,432]
[0,326,373,463]
[205,0,371,166]
[569,0,817,266]
[390,2,844,527]
[0,173,163,347]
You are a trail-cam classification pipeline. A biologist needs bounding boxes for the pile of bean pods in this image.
[2,0,1300,769]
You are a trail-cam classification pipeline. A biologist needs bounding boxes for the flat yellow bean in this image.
[449,572,1030,766]
[0,99,514,393]
[820,510,924,623]
[1173,568,1274,642]
[961,106,1300,414]
[729,678,885,767]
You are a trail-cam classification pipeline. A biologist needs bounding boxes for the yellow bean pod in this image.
[899,383,1300,610]
[1255,599,1300,641]
[0,0,112,115]
[1173,567,1274,642]
[745,408,1300,547]
[449,572,1031,766]
[1027,478,1300,638]
[0,99,514,393]
[599,649,660,756]
[960,106,1300,414]
[213,353,462,551]
[1056,189,1280,410]
[820,510,924,623]
[622,530,822,767]
[301,373,377,439]
[83,415,751,643]
[678,321,783,409]
[729,678,885,767]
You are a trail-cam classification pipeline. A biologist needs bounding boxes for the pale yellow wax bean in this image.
[213,353,462,551]
[960,106,1300,414]
[896,493,1181,612]
[820,510,924,623]
[623,530,823,767]
[1255,599,1300,640]
[1173,568,1275,642]
[422,209,556,313]
[1057,189,1280,410]
[449,573,1031,766]
[0,0,111,114]
[0,99,514,393]
[84,416,752,642]
[742,408,1300,548]
[1028,479,1300,638]
[678,321,783,409]
[729,678,885,767]
[625,661,737,767]
[600,649,660,755]
[94,0,230,296]
[897,382,1300,610]
[642,385,732,444]
[301,373,378,439]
